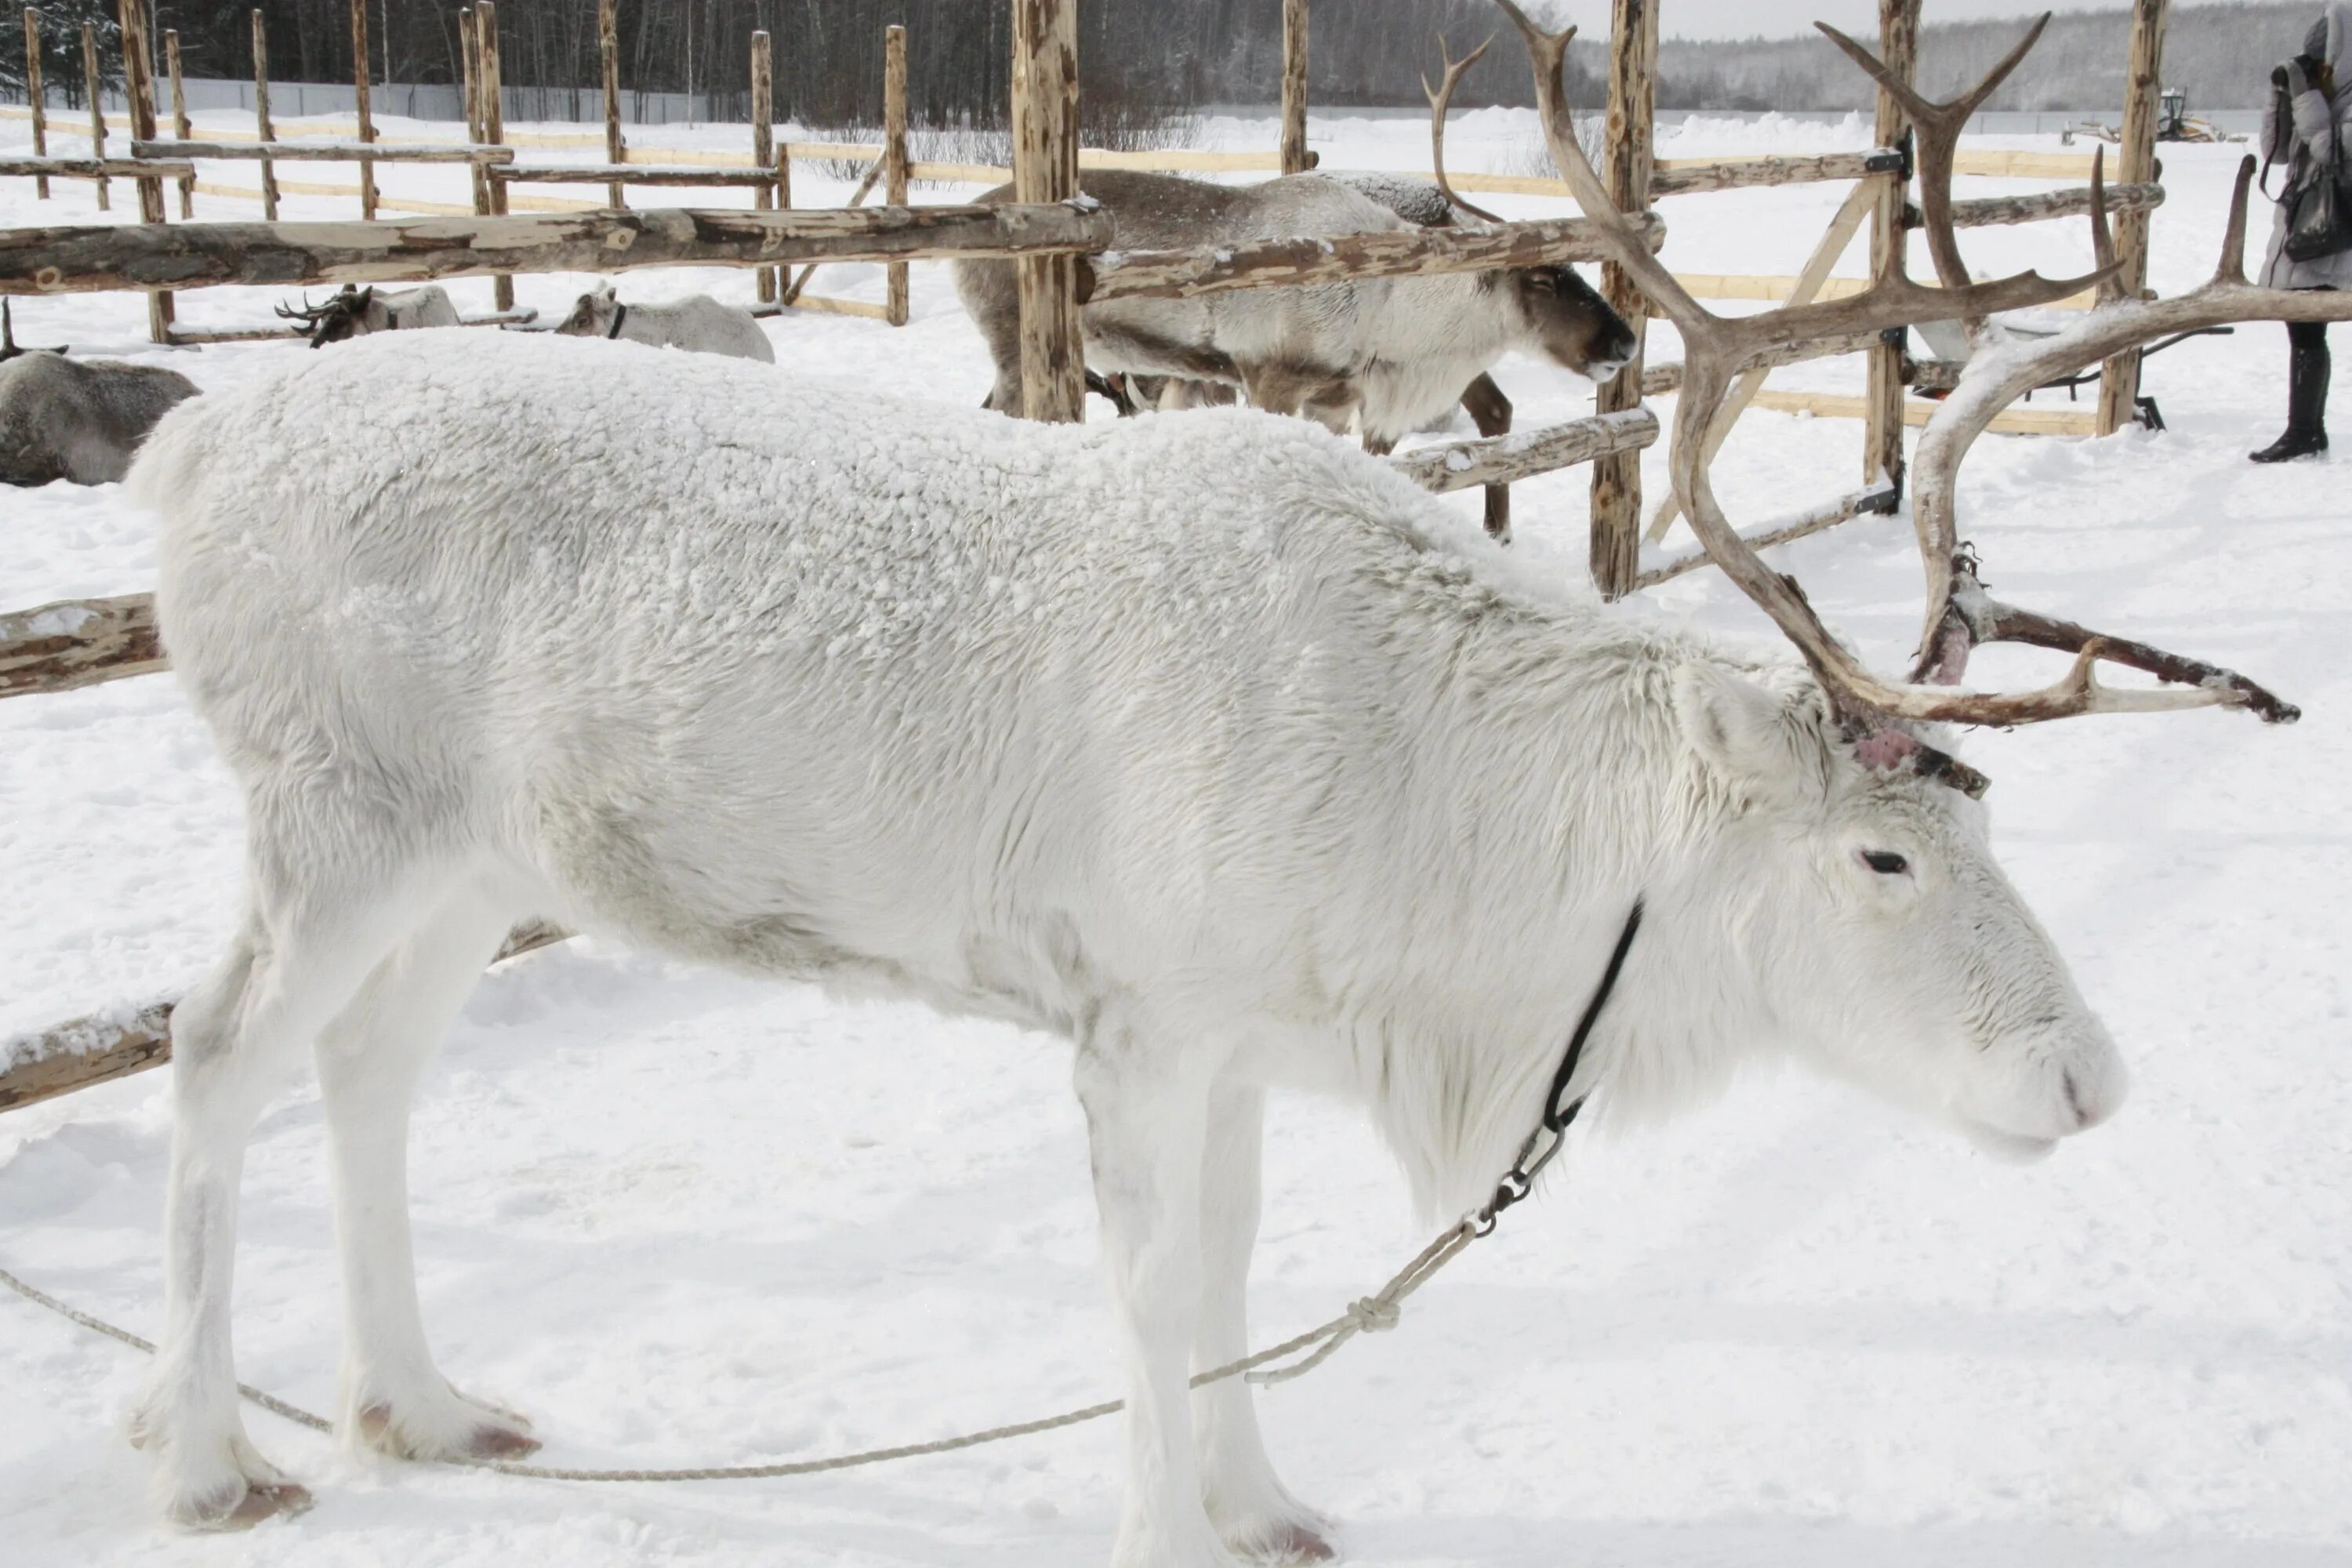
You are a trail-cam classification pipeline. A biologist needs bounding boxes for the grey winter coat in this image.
[2261,5,2352,289]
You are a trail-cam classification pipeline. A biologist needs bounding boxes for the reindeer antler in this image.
[1425,31,1506,224]
[1495,0,2310,771]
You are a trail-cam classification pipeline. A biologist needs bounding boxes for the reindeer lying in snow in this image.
[276,284,460,347]
[554,281,774,361]
[0,347,196,487]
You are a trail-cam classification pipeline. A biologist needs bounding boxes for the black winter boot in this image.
[2252,325,2331,462]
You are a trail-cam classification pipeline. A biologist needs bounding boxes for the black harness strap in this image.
[1474,899,1643,1232]
[606,302,629,340]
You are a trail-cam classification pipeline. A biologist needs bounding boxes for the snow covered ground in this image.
[2,104,2349,1567]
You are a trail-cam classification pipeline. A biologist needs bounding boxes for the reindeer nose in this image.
[2059,1054,2128,1131]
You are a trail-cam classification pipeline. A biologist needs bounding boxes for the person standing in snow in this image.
[2252,6,2352,462]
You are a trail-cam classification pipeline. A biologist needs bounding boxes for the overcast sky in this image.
[1657,0,2140,41]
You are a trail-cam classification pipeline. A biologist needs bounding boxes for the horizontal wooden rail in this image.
[0,921,568,1113]
[1637,325,1889,397]
[0,595,162,699]
[1388,407,1659,492]
[1082,211,1665,303]
[495,162,779,187]
[1931,180,2164,230]
[163,307,537,346]
[766,294,892,320]
[2,154,194,181]
[189,178,599,216]
[1636,485,1901,589]
[1664,272,2098,312]
[1746,387,2100,435]
[1,201,1112,296]
[1649,147,1904,198]
[132,137,512,164]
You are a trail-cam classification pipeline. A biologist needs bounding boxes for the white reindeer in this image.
[129,332,2124,1558]
[554,281,775,361]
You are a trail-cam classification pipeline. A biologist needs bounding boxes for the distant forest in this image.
[0,2,2321,121]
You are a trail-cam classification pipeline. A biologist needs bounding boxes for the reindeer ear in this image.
[1673,662,1820,802]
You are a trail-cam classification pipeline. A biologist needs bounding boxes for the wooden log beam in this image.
[2097,0,2169,435]
[1388,408,1659,493]
[350,0,376,219]
[1080,211,1663,303]
[599,0,623,211]
[165,28,191,217]
[252,7,279,220]
[884,24,909,326]
[81,22,108,212]
[492,162,777,185]
[478,0,510,311]
[1863,0,1921,491]
[134,138,514,164]
[1648,147,1903,198]
[112,0,174,343]
[1281,0,1310,176]
[751,28,775,304]
[1013,0,1084,423]
[0,921,568,1114]
[0,156,197,180]
[1929,180,2164,230]
[163,307,535,345]
[23,9,48,198]
[1589,0,1659,601]
[0,202,1114,297]
[0,595,162,700]
[1636,485,1901,590]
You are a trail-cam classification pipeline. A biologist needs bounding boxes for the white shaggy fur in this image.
[554,281,775,361]
[126,331,2125,1562]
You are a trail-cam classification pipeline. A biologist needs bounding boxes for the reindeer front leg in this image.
[1195,1084,1334,1563]
[1461,373,1512,541]
[1075,1014,1239,1568]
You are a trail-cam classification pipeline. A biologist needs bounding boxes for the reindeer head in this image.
[1425,33,1637,383]
[556,283,622,338]
[1668,661,2124,1160]
[275,285,379,349]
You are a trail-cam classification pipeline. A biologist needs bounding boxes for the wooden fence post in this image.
[459,8,484,220]
[2096,0,2169,435]
[164,29,191,217]
[1586,0,1656,600]
[1862,0,1919,488]
[252,9,278,220]
[24,11,49,199]
[1281,0,1308,175]
[478,0,512,311]
[350,0,376,220]
[1012,0,1083,422]
[750,29,775,303]
[81,23,108,212]
[114,0,171,341]
[601,0,623,210]
[885,23,909,325]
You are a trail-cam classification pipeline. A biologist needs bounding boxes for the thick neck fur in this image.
[1300,549,1788,1218]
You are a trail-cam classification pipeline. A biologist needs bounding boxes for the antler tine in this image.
[1819,13,2056,298]
[1492,0,1714,338]
[1425,31,1507,224]
[2088,146,2125,306]
[2216,153,2256,285]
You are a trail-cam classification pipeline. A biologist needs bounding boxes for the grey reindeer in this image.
[0,304,198,486]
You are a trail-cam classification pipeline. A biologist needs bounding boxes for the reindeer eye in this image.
[1861,851,1909,875]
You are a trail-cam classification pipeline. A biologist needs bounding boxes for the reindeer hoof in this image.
[357,1395,540,1463]
[1248,1523,1337,1564]
[221,1481,315,1530]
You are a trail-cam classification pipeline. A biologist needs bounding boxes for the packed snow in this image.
[2,101,2349,1567]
